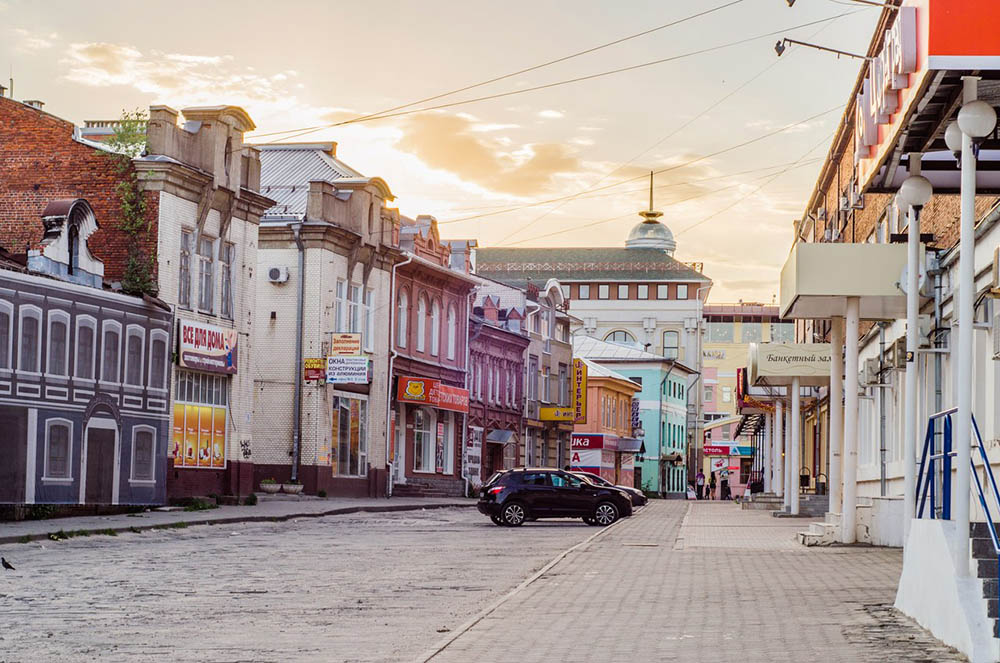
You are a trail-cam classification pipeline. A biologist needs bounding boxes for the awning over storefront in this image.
[486,429,515,444]
[619,438,643,453]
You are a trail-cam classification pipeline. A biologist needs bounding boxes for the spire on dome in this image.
[625,171,676,254]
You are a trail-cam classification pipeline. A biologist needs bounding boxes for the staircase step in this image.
[990,600,999,619]
[971,522,1000,538]
[973,537,1000,559]
[977,558,998,579]
[984,579,998,599]
[994,618,999,639]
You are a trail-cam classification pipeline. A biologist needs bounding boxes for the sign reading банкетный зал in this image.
[748,343,831,386]
[179,319,238,375]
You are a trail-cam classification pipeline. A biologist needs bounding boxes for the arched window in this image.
[604,330,636,346]
[446,304,457,360]
[18,305,42,373]
[663,330,679,360]
[47,310,70,376]
[397,289,408,348]
[416,295,427,352]
[124,325,145,386]
[430,299,441,356]
[68,224,80,276]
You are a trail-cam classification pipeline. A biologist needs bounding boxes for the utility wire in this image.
[251,0,746,140]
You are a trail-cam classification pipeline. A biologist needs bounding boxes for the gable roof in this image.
[257,143,363,218]
[579,357,640,388]
[475,247,711,286]
[574,334,698,374]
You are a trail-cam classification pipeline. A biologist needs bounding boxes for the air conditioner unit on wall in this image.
[863,357,880,385]
[890,337,907,370]
[267,266,289,283]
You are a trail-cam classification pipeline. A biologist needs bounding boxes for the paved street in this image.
[1,501,964,663]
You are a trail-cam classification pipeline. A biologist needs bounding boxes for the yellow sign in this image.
[540,406,575,421]
[171,403,227,469]
[572,358,588,424]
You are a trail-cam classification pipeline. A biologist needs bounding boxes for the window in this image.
[416,296,427,352]
[446,304,457,360]
[413,408,434,472]
[0,300,10,370]
[440,412,454,474]
[179,230,192,309]
[578,284,590,299]
[604,330,636,345]
[770,321,795,343]
[476,359,484,400]
[396,289,408,348]
[551,472,582,489]
[348,284,361,333]
[124,325,144,386]
[220,242,235,319]
[558,364,569,406]
[73,316,97,381]
[149,330,168,390]
[531,311,540,334]
[487,362,494,403]
[525,429,537,466]
[47,310,70,376]
[131,426,156,482]
[68,224,80,276]
[542,366,551,403]
[18,305,41,373]
[722,386,732,403]
[663,330,679,360]
[677,284,689,300]
[657,285,669,299]
[101,320,122,384]
[430,299,441,356]
[707,321,734,342]
[617,284,629,299]
[598,284,610,299]
[561,285,570,299]
[364,289,374,352]
[637,284,649,299]
[528,356,539,400]
[44,419,72,480]
[741,322,762,343]
[172,369,229,468]
[197,236,214,312]
[704,386,713,402]
[332,395,368,476]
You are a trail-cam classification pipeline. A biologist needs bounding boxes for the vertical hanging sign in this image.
[572,358,588,423]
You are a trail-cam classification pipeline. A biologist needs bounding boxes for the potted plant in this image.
[259,478,280,494]
[282,480,304,495]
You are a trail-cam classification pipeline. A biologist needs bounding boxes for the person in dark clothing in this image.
[708,472,717,500]
[721,471,731,500]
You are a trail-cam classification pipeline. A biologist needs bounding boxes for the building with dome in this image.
[475,177,711,494]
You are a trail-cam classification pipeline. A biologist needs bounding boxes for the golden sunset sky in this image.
[1,0,880,302]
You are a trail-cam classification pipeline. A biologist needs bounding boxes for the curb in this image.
[0,502,475,546]
[413,512,625,663]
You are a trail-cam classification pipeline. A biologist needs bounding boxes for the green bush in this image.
[317,490,327,498]
[244,493,258,506]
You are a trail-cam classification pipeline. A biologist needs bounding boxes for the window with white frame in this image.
[704,385,713,402]
[220,242,235,319]
[413,407,434,472]
[638,284,649,299]
[528,356,539,400]
[101,320,122,384]
[476,358,484,399]
[179,230,192,309]
[348,284,361,333]
[335,280,346,332]
[578,284,590,299]
[598,284,609,299]
[364,289,374,352]
[0,300,11,370]
[663,330,679,360]
[440,412,455,474]
[18,305,41,373]
[75,316,96,380]
[657,285,669,299]
[332,394,368,476]
[131,425,156,482]
[149,330,168,390]
[542,366,550,403]
[430,299,441,356]
[561,285,570,299]
[416,295,427,352]
[605,330,636,345]
[722,386,732,403]
[197,236,214,312]
[486,361,494,403]
[617,284,629,299]
[124,325,144,386]
[677,284,689,300]
[44,418,72,479]
[47,310,70,376]
[396,289,408,348]
[446,304,457,360]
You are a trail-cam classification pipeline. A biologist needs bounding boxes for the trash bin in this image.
[799,473,811,492]
[815,481,827,495]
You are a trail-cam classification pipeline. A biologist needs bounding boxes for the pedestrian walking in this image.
[695,469,705,500]
[708,472,717,500]
[721,470,731,501]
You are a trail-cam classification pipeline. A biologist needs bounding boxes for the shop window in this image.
[525,428,536,466]
[332,394,368,477]
[179,230,192,309]
[197,236,214,313]
[413,407,434,472]
[47,310,70,376]
[172,369,229,469]
[44,419,72,480]
[0,300,10,370]
[605,330,636,345]
[124,325,145,386]
[131,425,156,482]
[663,330,679,360]
[75,316,96,380]
[439,413,454,474]
[578,284,590,300]
[396,289,408,348]
[149,330,168,390]
[18,305,41,373]
[101,320,122,384]
[637,284,649,300]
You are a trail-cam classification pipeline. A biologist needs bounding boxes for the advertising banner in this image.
[571,433,604,450]
[172,404,184,462]
[179,319,238,375]
[749,343,831,386]
[569,448,601,471]
[172,403,227,469]
[330,333,362,356]
[397,376,470,413]
[326,356,370,384]
[465,428,482,484]
[304,358,326,381]
[183,404,198,467]
[572,359,588,423]
[197,406,213,467]
[211,407,226,468]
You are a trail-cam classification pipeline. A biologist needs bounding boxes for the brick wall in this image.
[0,97,158,283]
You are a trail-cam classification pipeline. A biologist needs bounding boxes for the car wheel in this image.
[490,514,504,526]
[501,502,527,527]
[593,501,619,526]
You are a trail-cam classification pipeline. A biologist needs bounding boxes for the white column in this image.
[955,77,980,573]
[843,296,861,543]
[903,199,920,546]
[791,376,801,516]
[775,400,784,498]
[763,412,773,493]
[829,317,844,515]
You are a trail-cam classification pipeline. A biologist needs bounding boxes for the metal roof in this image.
[573,334,698,374]
[257,144,364,217]
[475,247,711,285]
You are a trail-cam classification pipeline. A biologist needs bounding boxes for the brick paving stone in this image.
[426,501,967,663]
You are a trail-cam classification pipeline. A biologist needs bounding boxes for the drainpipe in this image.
[464,287,482,497]
[932,254,944,517]
[879,322,887,497]
[290,222,305,483]
[683,372,701,494]
[385,253,414,498]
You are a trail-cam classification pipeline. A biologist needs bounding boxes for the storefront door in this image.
[84,425,115,504]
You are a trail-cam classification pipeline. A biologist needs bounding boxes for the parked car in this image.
[478,468,633,527]
[571,471,648,507]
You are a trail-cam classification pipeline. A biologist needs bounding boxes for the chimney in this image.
[23,99,44,110]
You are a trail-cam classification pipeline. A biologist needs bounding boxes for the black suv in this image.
[571,471,648,507]
[478,468,633,527]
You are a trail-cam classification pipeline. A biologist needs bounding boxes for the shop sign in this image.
[326,356,369,384]
[571,433,604,450]
[631,398,641,429]
[465,428,482,484]
[705,444,754,456]
[179,319,238,375]
[572,358,588,423]
[304,357,326,381]
[711,457,726,472]
[539,406,574,421]
[703,349,726,360]
[396,376,470,413]
[750,343,831,383]
[330,333,363,356]
[569,448,601,471]
[704,445,730,456]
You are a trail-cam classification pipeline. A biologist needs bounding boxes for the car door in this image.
[548,472,594,516]
[517,472,553,515]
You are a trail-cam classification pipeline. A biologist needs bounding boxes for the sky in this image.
[0,0,882,303]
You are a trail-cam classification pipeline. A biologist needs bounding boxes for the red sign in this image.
[571,434,604,450]
[397,376,469,413]
[703,446,730,456]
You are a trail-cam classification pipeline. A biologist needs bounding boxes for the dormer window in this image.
[68,225,79,276]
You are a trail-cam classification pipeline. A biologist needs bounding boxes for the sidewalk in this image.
[0,494,473,545]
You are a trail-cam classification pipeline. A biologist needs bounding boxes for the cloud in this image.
[12,28,57,52]
[538,109,564,119]
[395,112,584,196]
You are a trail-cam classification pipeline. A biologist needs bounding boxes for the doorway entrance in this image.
[84,424,116,504]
